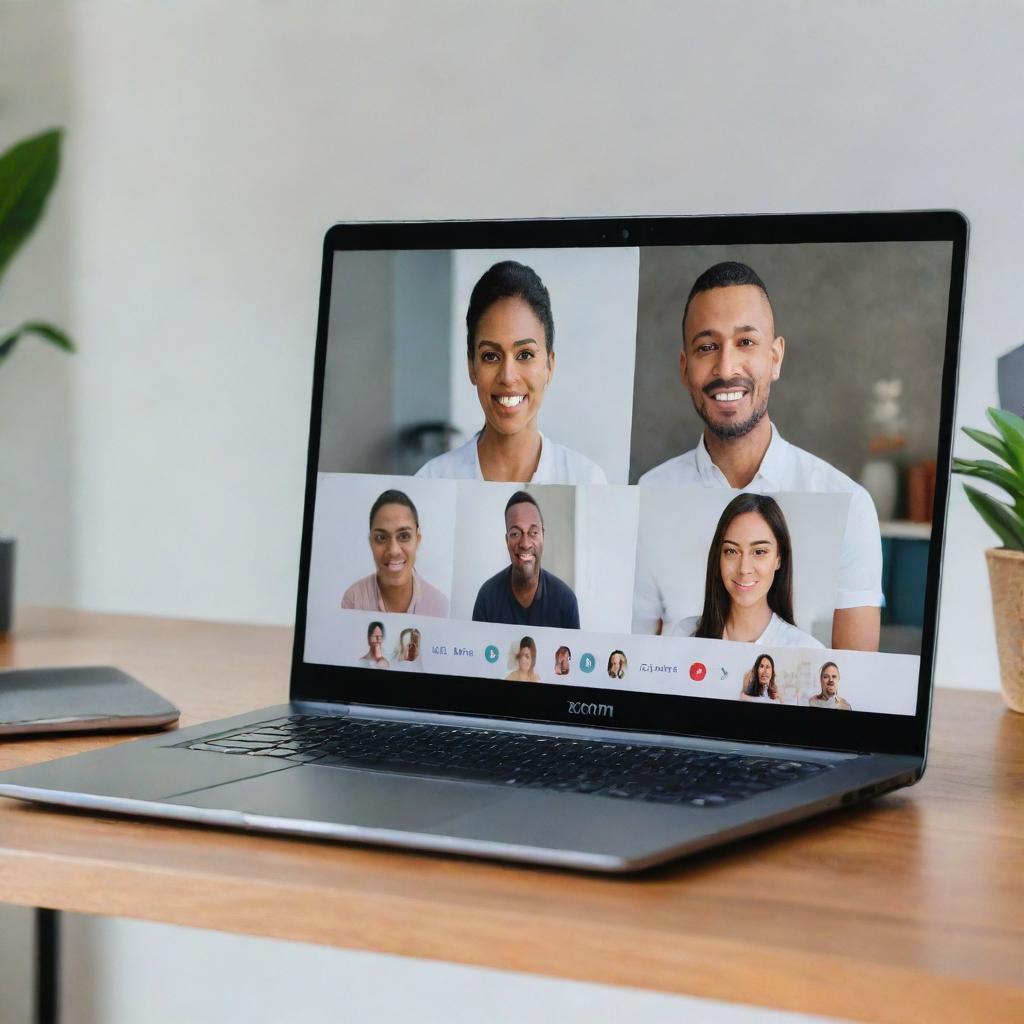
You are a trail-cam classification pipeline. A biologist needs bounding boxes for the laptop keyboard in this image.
[183,714,829,808]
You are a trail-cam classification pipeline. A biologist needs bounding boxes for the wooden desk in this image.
[1,607,1022,1022]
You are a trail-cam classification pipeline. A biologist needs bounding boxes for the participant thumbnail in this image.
[319,246,639,483]
[505,635,541,682]
[807,660,852,710]
[358,620,390,670]
[607,650,628,680]
[553,645,572,677]
[451,481,639,633]
[633,488,847,648]
[739,653,783,704]
[339,489,449,617]
[393,627,424,671]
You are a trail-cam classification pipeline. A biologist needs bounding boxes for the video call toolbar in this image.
[304,610,918,715]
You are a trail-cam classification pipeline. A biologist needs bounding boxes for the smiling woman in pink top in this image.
[341,489,449,618]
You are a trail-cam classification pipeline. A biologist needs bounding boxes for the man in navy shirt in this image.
[472,491,580,629]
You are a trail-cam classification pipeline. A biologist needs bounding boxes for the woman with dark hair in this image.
[358,621,390,669]
[341,489,449,616]
[740,653,783,703]
[505,635,540,682]
[607,650,627,679]
[666,493,823,648]
[416,261,607,483]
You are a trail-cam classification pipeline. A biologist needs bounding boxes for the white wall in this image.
[3,2,1023,1022]
[574,484,639,633]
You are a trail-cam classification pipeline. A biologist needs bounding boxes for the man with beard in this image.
[808,661,853,710]
[637,261,882,651]
[472,491,580,628]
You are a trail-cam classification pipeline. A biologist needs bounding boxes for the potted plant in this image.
[952,407,1024,713]
[0,128,75,635]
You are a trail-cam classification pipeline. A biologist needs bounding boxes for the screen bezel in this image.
[290,212,967,758]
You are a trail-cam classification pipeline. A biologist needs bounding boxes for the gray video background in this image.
[629,242,953,483]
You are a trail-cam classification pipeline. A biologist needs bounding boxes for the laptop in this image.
[0,212,967,872]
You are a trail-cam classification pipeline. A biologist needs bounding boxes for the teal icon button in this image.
[579,652,596,674]
[484,644,500,664]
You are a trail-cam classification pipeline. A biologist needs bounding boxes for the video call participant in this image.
[359,621,390,669]
[808,661,852,710]
[637,261,882,651]
[505,636,540,682]
[415,261,607,484]
[607,650,627,679]
[341,489,449,617]
[740,653,783,703]
[665,493,824,648]
[473,491,581,628]
[394,627,422,669]
[554,645,571,676]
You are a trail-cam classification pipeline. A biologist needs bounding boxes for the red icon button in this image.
[689,662,707,682]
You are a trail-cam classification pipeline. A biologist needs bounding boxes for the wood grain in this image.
[1,607,1022,1021]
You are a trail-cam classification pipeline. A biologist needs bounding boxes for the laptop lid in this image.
[290,212,967,760]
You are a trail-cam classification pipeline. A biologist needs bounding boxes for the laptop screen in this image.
[296,215,965,747]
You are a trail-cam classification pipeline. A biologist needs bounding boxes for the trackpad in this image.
[164,764,508,832]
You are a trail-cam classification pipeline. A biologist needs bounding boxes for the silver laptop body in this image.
[0,212,966,872]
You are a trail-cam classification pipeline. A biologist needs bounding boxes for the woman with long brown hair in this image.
[666,493,823,648]
[740,653,784,703]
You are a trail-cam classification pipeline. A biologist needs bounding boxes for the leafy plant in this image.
[0,128,74,366]
[953,407,1024,550]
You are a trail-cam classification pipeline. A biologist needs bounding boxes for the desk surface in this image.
[1,607,1022,1022]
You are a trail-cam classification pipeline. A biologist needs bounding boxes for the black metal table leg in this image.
[35,908,59,1024]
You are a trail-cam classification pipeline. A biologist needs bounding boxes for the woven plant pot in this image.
[985,547,1024,713]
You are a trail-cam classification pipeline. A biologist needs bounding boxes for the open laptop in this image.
[0,212,967,872]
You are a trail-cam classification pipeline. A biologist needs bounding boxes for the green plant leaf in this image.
[963,483,1024,550]
[0,128,61,288]
[953,456,1024,496]
[953,458,1024,517]
[961,426,1013,467]
[986,408,1024,475]
[0,320,75,366]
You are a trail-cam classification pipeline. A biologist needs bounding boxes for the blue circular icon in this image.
[484,644,500,664]
[580,652,596,674]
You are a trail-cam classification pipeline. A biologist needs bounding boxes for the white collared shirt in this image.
[637,424,883,615]
[415,431,608,484]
